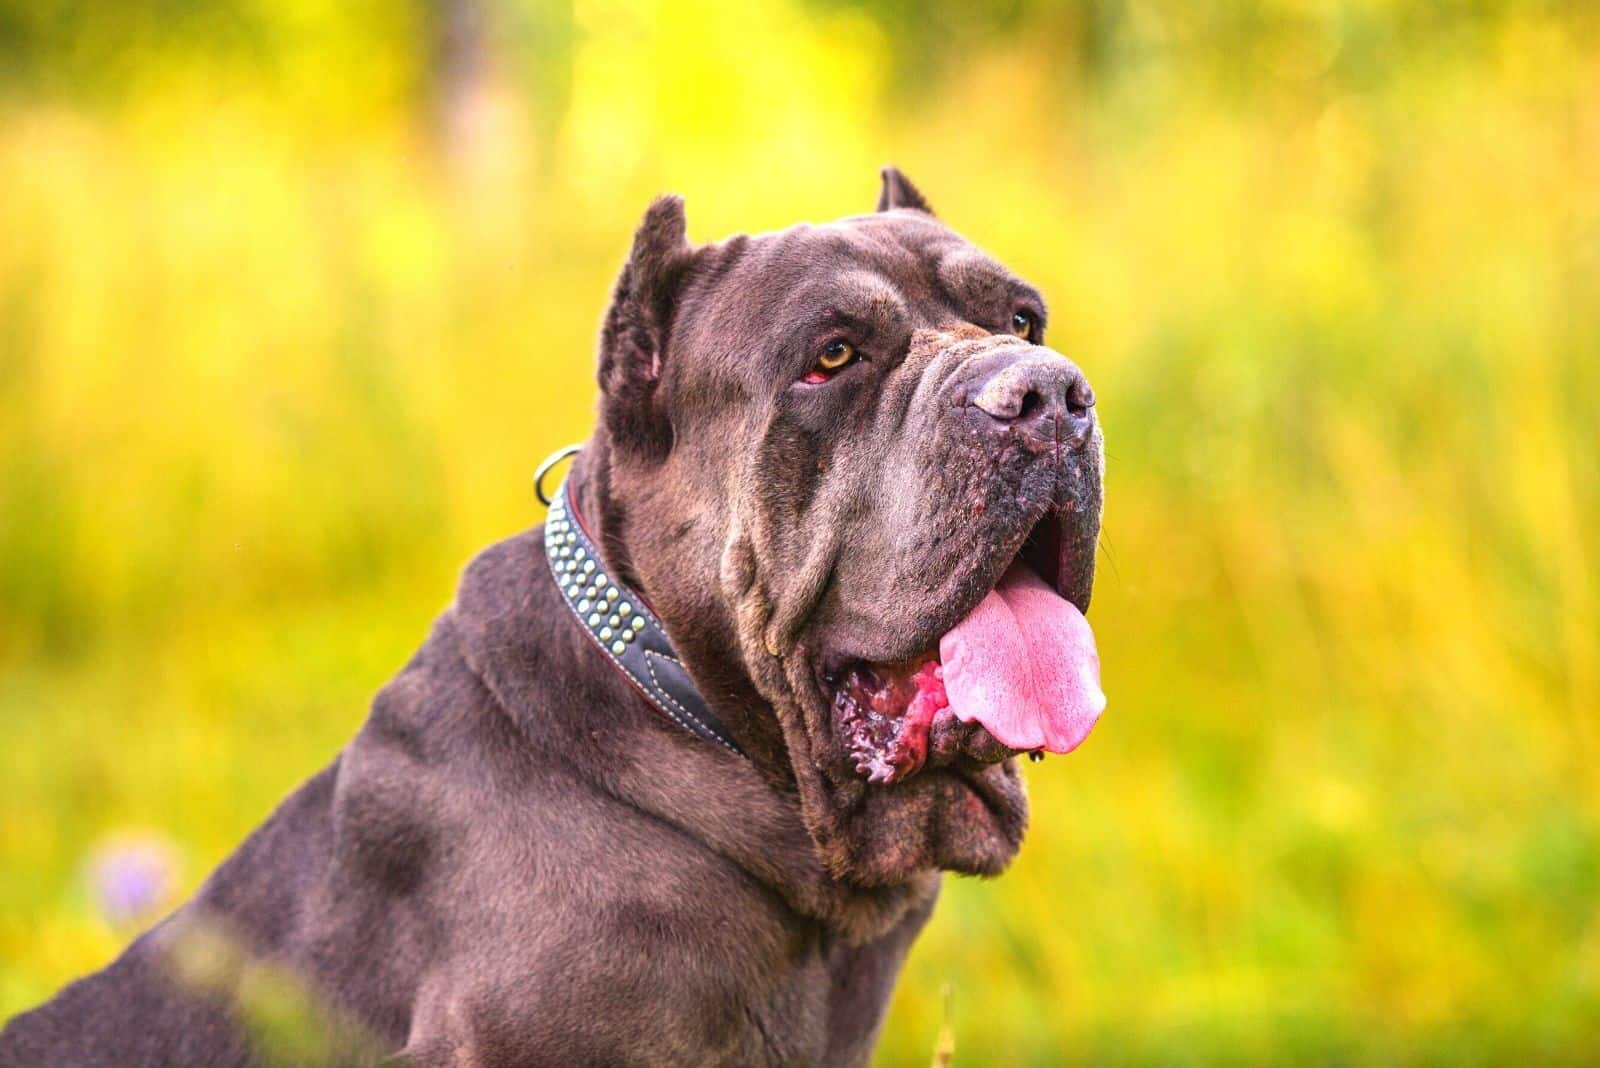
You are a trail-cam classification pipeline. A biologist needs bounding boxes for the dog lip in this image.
[824,497,1083,670]
[817,658,1023,786]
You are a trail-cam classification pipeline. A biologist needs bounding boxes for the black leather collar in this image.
[543,477,746,758]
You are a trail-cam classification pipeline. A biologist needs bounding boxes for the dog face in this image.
[588,169,1104,886]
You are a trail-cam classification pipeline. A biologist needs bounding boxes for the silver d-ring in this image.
[533,443,583,506]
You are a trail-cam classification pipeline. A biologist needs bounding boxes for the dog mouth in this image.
[822,507,1105,785]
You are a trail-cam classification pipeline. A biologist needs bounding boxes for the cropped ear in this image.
[598,195,693,461]
[876,165,933,214]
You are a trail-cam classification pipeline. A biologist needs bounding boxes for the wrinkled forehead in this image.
[673,214,1038,383]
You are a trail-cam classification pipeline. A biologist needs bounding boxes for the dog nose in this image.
[969,349,1097,447]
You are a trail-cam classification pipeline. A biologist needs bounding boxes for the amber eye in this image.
[1010,311,1037,340]
[817,340,856,371]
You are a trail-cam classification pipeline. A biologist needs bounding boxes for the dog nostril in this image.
[1066,379,1096,423]
[1015,389,1043,423]
[971,360,1095,428]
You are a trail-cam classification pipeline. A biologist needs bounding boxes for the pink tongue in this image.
[939,561,1105,754]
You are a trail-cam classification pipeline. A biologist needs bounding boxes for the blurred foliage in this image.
[1,0,1597,1063]
[163,918,385,1065]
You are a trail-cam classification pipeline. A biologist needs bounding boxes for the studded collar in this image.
[542,477,746,758]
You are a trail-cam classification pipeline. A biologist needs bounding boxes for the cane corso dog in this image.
[1,168,1106,1066]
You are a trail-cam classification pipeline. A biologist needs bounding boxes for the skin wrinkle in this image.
[935,247,1049,325]
[761,523,837,659]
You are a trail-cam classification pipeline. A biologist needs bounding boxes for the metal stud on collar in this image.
[544,505,642,655]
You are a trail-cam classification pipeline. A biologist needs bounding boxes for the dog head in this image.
[580,168,1104,887]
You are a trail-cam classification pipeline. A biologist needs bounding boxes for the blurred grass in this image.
[1,0,1597,1063]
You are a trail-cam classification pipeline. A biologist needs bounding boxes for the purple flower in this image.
[86,833,181,927]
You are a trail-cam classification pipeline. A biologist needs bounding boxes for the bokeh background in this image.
[2,0,1597,1062]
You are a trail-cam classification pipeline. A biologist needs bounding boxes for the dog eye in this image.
[818,340,856,370]
[1010,311,1037,341]
[803,340,858,383]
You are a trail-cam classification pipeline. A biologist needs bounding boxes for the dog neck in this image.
[449,514,936,943]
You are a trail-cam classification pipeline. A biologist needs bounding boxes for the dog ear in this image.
[876,165,933,214]
[598,195,693,461]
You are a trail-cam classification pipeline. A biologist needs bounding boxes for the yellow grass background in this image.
[1,1,1596,1061]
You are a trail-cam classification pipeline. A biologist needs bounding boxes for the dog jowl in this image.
[0,167,1105,1067]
